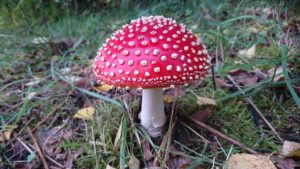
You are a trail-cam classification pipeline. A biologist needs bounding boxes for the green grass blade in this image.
[220,77,272,101]
[281,46,300,109]
[55,70,123,109]
[76,87,123,109]
[219,15,256,27]
[120,116,127,169]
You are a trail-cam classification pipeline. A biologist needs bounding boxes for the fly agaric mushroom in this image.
[93,16,210,137]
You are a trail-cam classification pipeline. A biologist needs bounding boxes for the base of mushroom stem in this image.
[140,88,166,137]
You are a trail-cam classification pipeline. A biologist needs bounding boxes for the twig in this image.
[44,154,64,168]
[184,116,259,155]
[26,127,49,169]
[16,137,34,154]
[211,65,216,91]
[227,75,284,142]
[31,100,66,132]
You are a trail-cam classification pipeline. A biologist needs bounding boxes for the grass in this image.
[1,0,299,168]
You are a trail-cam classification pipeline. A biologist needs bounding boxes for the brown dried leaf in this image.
[229,69,258,86]
[167,156,192,169]
[38,127,74,157]
[227,153,276,169]
[215,77,233,88]
[276,159,297,169]
[191,109,213,122]
[142,141,154,161]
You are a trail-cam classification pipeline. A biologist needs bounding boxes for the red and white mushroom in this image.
[93,16,210,137]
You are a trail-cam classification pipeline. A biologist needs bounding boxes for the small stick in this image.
[30,101,65,132]
[184,116,259,155]
[44,154,64,168]
[227,75,284,142]
[211,65,216,91]
[26,127,49,169]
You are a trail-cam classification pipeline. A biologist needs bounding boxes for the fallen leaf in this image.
[142,141,154,161]
[276,159,297,169]
[227,153,276,169]
[215,78,233,88]
[0,125,18,142]
[229,69,258,86]
[168,156,192,169]
[267,66,284,82]
[164,95,175,104]
[37,126,74,157]
[74,106,95,120]
[282,141,300,157]
[93,84,113,92]
[191,109,213,122]
[196,97,217,106]
[238,45,256,59]
[114,121,123,148]
[128,155,140,169]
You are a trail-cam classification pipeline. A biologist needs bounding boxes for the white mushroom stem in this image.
[140,88,166,137]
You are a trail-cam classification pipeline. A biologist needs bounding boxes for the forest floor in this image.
[0,1,300,169]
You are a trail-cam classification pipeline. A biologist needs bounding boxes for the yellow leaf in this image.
[0,125,18,142]
[282,141,300,157]
[197,97,217,106]
[163,95,175,104]
[74,107,95,120]
[227,153,276,169]
[93,84,113,92]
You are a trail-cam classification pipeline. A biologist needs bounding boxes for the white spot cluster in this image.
[93,16,210,89]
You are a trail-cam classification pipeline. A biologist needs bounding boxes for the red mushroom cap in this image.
[93,16,210,89]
